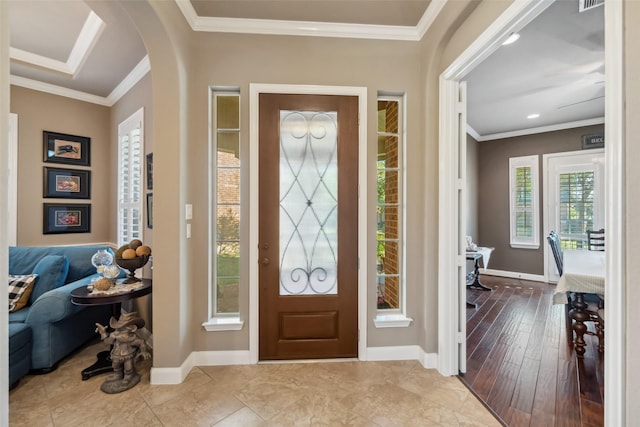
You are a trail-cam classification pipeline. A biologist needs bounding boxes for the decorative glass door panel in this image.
[259,93,358,360]
[279,111,338,295]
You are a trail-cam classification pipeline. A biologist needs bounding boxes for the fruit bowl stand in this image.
[115,255,150,284]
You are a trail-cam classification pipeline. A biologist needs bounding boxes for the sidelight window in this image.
[205,88,243,331]
[375,95,406,317]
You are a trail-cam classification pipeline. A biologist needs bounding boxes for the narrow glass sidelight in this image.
[279,110,338,295]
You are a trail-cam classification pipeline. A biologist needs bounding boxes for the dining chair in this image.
[547,231,572,340]
[547,230,563,275]
[547,231,605,351]
[587,228,605,251]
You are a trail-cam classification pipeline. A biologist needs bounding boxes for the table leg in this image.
[80,302,121,380]
[467,258,492,291]
[570,293,589,358]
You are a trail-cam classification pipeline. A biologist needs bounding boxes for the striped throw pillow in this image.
[8,274,38,312]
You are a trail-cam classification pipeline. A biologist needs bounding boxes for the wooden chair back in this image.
[587,228,605,251]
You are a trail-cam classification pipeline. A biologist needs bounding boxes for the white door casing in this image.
[439,1,625,425]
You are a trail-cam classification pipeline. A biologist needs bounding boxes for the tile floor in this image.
[9,340,502,426]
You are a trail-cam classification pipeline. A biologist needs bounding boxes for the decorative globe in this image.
[91,249,114,274]
[102,264,121,279]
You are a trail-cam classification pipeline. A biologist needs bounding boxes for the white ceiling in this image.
[8,0,604,138]
[465,0,604,140]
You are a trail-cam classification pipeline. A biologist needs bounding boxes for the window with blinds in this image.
[509,155,539,249]
[559,171,595,249]
[117,108,144,246]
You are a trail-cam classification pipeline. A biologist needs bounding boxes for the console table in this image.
[71,278,152,380]
[466,247,494,291]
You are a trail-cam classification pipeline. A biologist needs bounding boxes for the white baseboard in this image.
[365,345,438,369]
[150,347,439,384]
[482,268,546,283]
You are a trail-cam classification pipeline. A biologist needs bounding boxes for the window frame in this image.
[204,87,244,331]
[117,108,144,247]
[374,93,412,328]
[509,154,540,249]
[554,159,603,249]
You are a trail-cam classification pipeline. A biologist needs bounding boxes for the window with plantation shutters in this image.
[509,155,539,249]
[117,108,144,247]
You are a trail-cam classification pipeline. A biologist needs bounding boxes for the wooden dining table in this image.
[553,249,605,357]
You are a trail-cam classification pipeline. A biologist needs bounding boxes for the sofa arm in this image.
[24,274,101,325]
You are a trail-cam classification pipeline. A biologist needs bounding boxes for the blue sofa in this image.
[8,245,114,387]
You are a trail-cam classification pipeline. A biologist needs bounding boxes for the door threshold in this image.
[258,357,359,365]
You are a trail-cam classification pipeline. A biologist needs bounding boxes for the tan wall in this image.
[111,72,154,332]
[119,0,194,367]
[625,0,640,421]
[476,124,604,275]
[466,134,479,242]
[10,86,111,246]
[187,32,425,350]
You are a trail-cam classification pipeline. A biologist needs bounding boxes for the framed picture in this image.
[146,193,153,229]
[146,153,153,190]
[43,167,91,199]
[43,203,91,234]
[43,131,91,166]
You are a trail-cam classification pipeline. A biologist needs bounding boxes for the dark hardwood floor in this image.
[460,275,604,427]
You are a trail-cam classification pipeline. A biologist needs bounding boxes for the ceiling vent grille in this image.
[579,0,604,12]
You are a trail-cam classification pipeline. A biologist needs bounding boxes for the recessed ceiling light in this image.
[527,113,540,119]
[502,32,520,46]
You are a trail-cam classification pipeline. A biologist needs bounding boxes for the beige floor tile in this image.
[9,341,501,427]
[213,407,265,426]
[137,366,214,407]
[151,380,246,426]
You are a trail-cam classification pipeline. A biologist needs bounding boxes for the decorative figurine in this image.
[95,312,151,393]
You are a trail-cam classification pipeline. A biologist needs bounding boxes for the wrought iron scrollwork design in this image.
[279,111,338,295]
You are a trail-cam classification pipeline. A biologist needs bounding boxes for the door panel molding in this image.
[249,84,367,363]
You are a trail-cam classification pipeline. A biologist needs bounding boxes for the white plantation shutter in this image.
[509,155,539,249]
[118,109,144,246]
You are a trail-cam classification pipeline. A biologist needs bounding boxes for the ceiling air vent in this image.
[579,0,604,12]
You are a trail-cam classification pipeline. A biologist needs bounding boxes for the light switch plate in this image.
[185,204,193,220]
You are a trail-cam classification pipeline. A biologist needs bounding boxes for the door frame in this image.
[249,83,368,363]
[542,149,605,283]
[438,0,625,425]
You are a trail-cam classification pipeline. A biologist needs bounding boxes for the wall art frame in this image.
[43,130,91,166]
[43,203,91,234]
[146,193,153,229]
[43,166,91,199]
[146,152,153,190]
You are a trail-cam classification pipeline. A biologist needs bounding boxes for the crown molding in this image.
[10,75,111,106]
[66,11,106,77]
[10,11,104,77]
[10,47,72,74]
[466,124,481,142]
[471,117,605,141]
[175,0,446,41]
[10,54,150,107]
[106,55,151,105]
[416,0,448,39]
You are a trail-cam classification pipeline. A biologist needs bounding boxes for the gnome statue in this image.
[95,312,151,393]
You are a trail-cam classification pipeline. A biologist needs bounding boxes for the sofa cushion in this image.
[8,274,37,312]
[29,255,69,305]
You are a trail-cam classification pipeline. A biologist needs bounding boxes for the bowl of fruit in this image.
[114,239,152,283]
